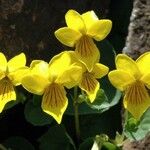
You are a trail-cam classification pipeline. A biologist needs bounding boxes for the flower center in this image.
[124,81,150,105]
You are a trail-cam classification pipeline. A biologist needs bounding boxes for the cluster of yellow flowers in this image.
[0,10,150,124]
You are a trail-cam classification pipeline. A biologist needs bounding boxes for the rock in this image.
[123,0,150,59]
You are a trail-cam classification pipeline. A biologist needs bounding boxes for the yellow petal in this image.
[75,36,100,71]
[123,81,150,120]
[0,52,7,72]
[0,78,16,113]
[49,51,78,80]
[55,27,82,47]
[108,70,136,91]
[8,53,26,72]
[116,54,140,79]
[30,60,50,79]
[81,11,98,30]
[65,9,86,33]
[92,63,109,79]
[140,73,150,89]
[42,83,68,124]
[8,67,29,86]
[56,65,82,89]
[79,72,100,103]
[136,52,150,76]
[87,20,112,41]
[22,75,49,95]
[30,60,45,68]
[0,72,5,80]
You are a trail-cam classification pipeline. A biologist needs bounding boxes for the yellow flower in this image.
[72,51,109,103]
[55,10,112,71]
[108,52,150,120]
[0,53,27,112]
[51,51,109,103]
[21,51,82,124]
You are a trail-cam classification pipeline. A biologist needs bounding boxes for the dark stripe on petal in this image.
[43,83,66,109]
[0,78,15,101]
[42,83,68,124]
[80,72,97,92]
[75,36,97,57]
[124,81,150,106]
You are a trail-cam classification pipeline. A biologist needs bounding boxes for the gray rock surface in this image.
[123,0,150,59]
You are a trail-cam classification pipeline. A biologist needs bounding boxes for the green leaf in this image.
[3,136,35,150]
[79,135,120,150]
[66,85,121,115]
[87,89,121,112]
[38,125,76,150]
[79,109,121,139]
[98,40,120,103]
[24,95,53,126]
[87,89,108,110]
[79,137,94,150]
[65,40,121,115]
[98,39,116,69]
[124,108,150,140]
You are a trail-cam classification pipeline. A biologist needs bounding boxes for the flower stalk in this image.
[73,86,81,143]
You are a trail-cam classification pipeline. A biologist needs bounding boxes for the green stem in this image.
[73,86,80,143]
[125,109,128,123]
